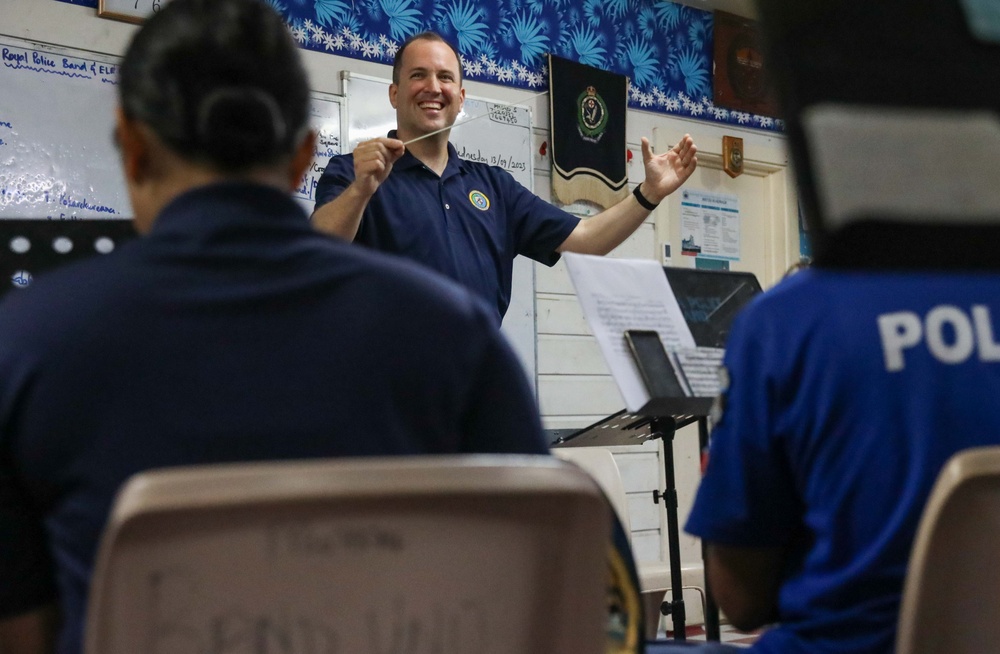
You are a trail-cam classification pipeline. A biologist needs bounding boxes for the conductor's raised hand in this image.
[640,134,698,204]
[352,137,406,197]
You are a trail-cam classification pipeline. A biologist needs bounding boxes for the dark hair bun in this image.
[196,87,287,169]
[119,0,310,172]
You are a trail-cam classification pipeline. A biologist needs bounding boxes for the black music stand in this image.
[554,266,762,641]
[627,346,716,642]
[553,389,718,642]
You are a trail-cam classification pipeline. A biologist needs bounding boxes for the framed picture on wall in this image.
[713,10,781,118]
[98,0,167,24]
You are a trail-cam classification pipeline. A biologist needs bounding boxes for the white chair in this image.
[552,447,632,531]
[85,455,610,654]
[896,446,1000,654]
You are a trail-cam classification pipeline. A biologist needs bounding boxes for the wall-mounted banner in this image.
[548,54,627,211]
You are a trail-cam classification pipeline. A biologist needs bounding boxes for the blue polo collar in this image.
[148,182,310,244]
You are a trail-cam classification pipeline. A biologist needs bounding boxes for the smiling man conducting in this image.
[313,32,698,324]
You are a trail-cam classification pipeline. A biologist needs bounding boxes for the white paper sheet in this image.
[563,253,696,412]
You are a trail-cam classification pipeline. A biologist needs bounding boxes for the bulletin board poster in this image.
[679,188,741,262]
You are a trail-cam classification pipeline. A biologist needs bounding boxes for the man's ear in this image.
[114,107,150,185]
[388,83,398,109]
[288,130,318,191]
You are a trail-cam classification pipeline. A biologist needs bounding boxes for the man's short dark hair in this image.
[392,32,463,86]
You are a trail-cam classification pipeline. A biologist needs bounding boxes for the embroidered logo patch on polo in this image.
[468,190,490,211]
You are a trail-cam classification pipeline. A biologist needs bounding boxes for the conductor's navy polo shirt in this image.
[315,133,580,323]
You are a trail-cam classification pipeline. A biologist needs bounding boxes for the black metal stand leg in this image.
[698,417,721,642]
[701,539,721,641]
[652,417,686,641]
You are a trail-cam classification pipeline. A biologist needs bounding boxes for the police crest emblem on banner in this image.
[548,54,628,210]
[579,86,609,142]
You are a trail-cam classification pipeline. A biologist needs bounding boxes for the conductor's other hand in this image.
[640,134,698,204]
[352,137,406,197]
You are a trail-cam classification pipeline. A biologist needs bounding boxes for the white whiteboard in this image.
[0,36,127,218]
[295,91,344,215]
[341,72,537,390]
[0,34,344,220]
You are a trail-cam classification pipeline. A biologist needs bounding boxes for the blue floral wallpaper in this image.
[58,0,782,131]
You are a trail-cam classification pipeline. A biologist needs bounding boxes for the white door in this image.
[654,127,800,289]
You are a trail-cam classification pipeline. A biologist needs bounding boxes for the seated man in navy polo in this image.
[663,1,1000,654]
[312,31,698,324]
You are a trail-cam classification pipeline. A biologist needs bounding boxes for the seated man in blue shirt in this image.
[0,2,551,652]
[655,1,1000,653]
[312,31,698,323]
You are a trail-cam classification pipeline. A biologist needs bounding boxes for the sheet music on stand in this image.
[562,253,721,414]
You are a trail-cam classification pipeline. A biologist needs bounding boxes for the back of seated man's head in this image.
[754,0,1000,270]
